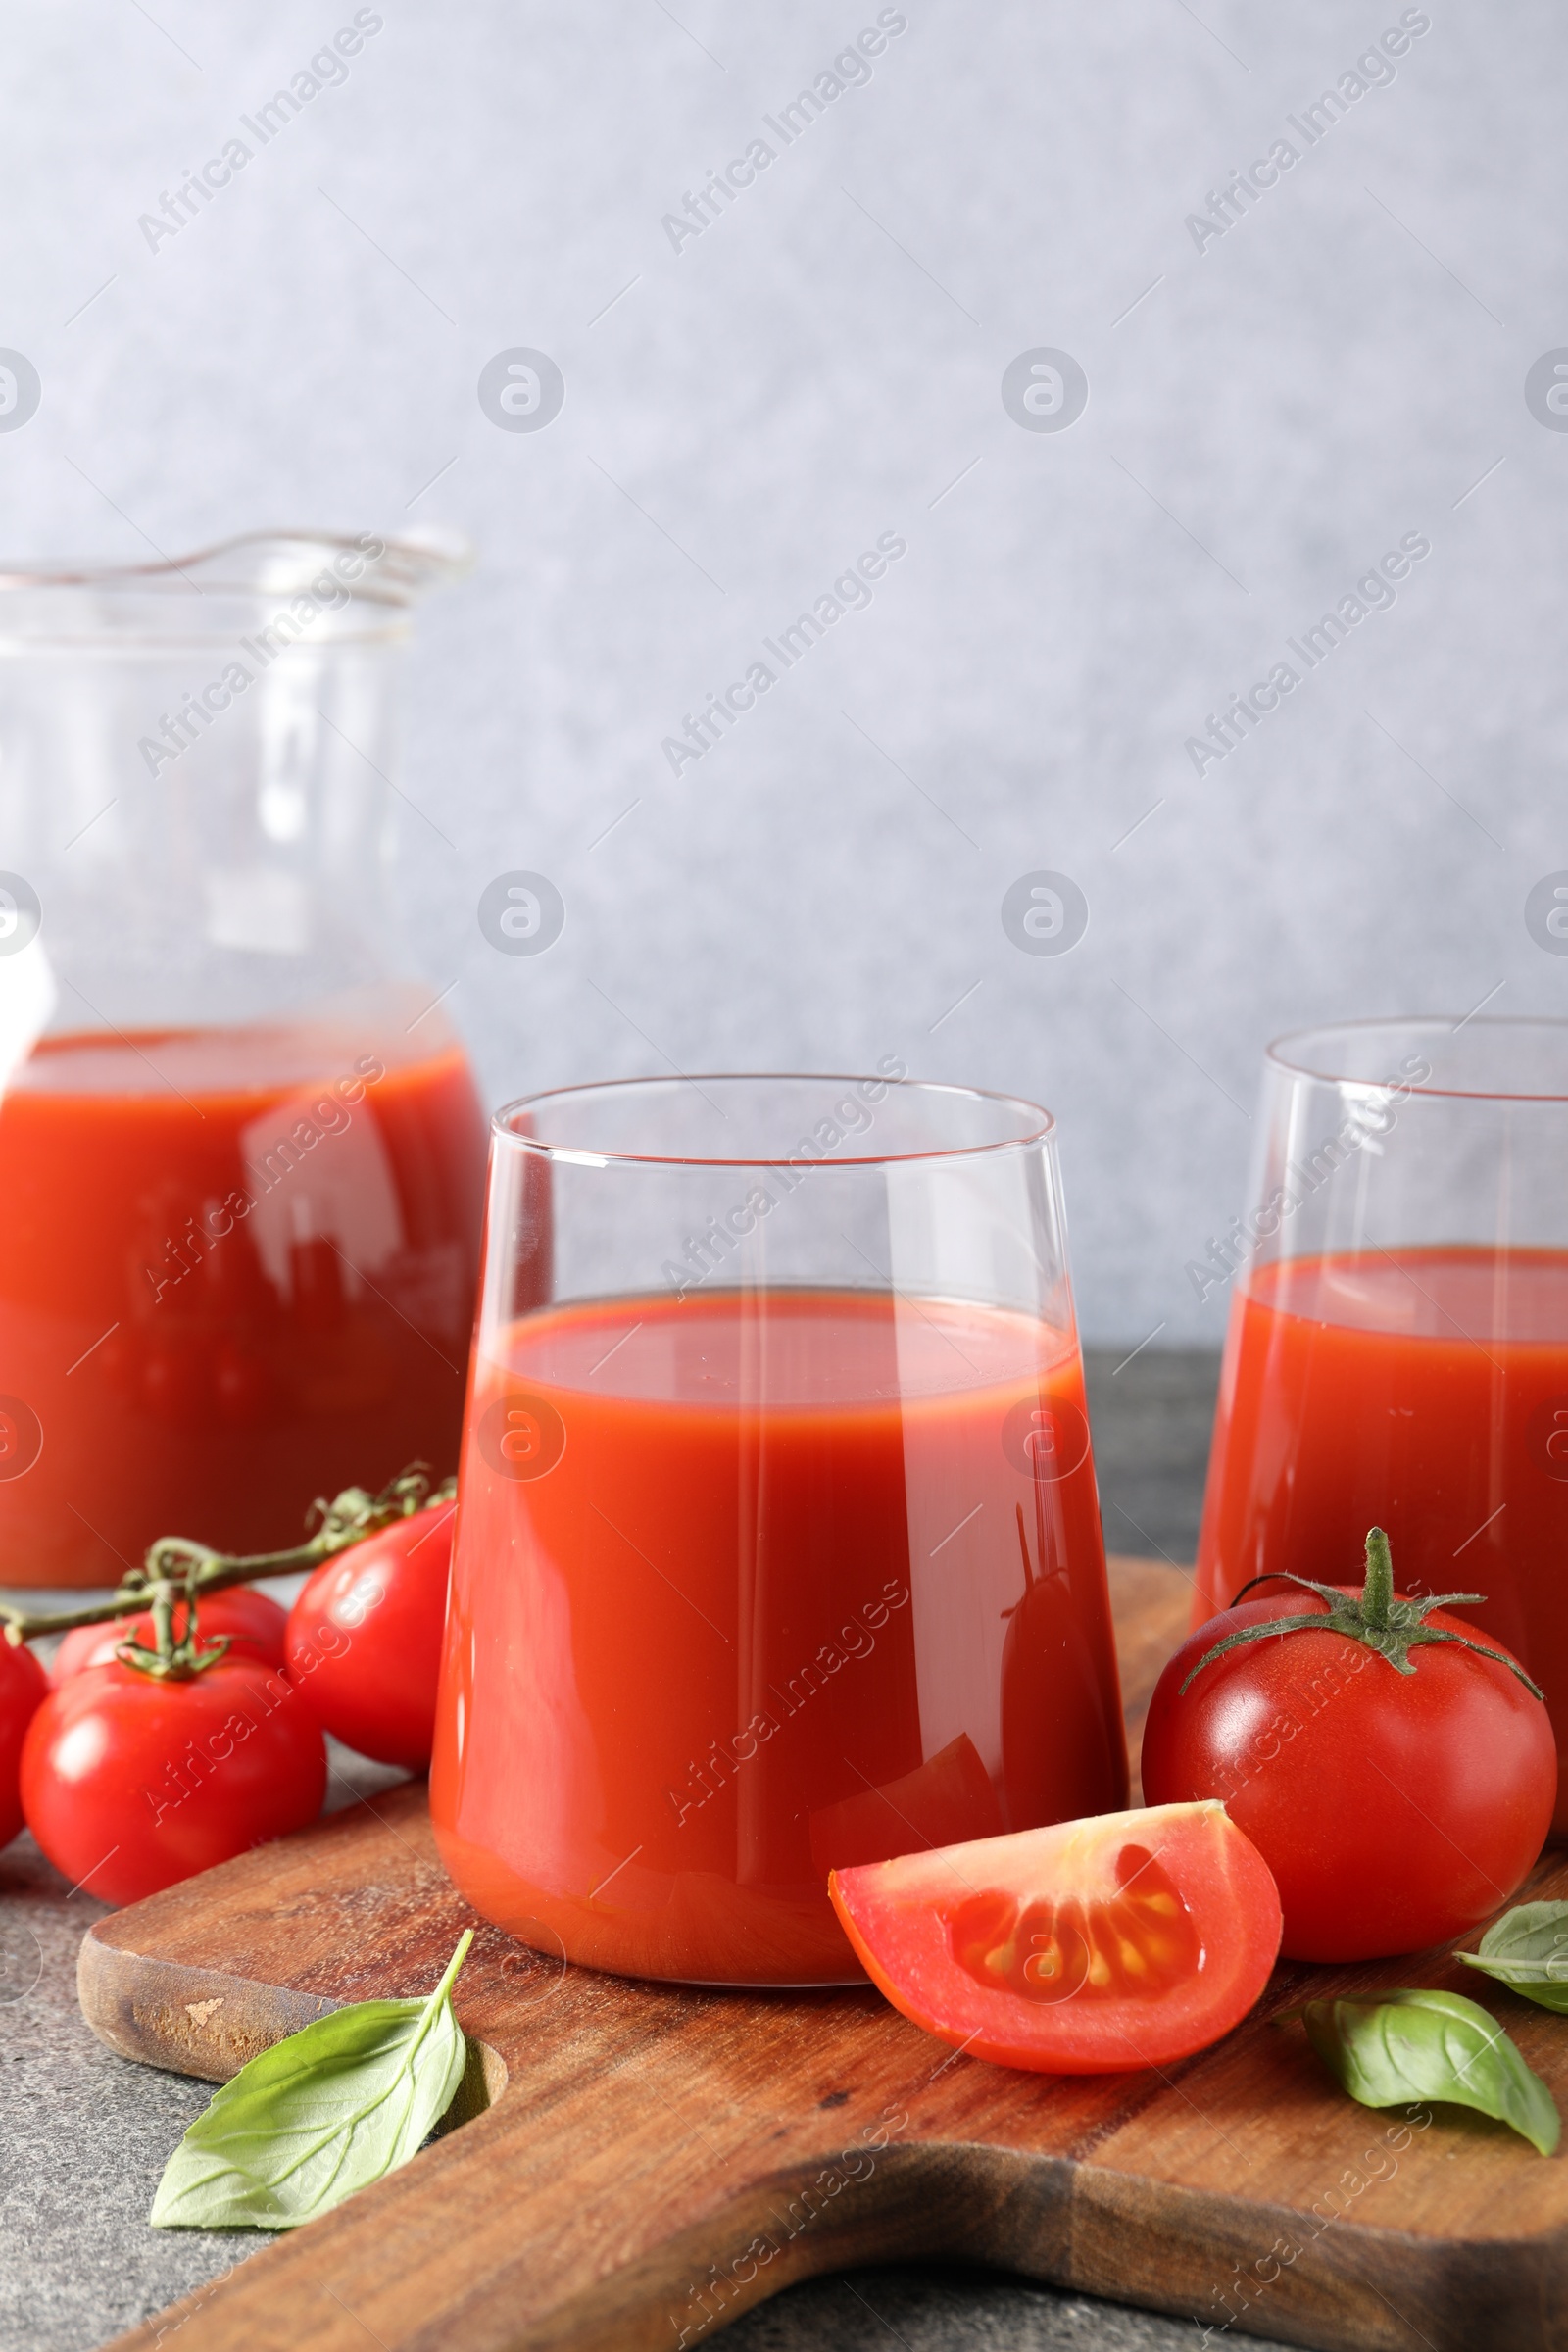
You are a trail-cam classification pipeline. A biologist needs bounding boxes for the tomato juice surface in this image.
[432,1285,1129,1984]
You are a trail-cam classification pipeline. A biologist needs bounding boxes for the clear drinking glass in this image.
[0,531,490,1583]
[431,1072,1128,1986]
[1194,1018,1568,1827]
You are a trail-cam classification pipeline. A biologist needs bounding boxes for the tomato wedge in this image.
[829,1799,1282,2073]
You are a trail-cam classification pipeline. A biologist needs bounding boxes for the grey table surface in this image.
[0,1348,1285,2352]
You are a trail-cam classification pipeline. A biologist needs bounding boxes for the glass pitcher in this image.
[0,530,490,1585]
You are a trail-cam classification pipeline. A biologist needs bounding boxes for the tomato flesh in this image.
[950,1839,1202,2005]
[829,1800,1282,2073]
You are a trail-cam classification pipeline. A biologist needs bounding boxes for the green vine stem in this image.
[0,1465,456,1653]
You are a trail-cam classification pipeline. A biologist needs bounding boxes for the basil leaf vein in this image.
[151,1929,474,2230]
[1301,1986,1559,2158]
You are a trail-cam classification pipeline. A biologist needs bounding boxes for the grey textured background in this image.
[2,0,1564,1344]
[8,12,1548,2334]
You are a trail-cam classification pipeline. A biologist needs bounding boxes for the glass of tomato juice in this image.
[1195,1018,1568,1829]
[430,1073,1129,1985]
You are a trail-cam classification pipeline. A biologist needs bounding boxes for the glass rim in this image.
[491,1072,1056,1168]
[1267,1014,1568,1102]
[0,527,471,644]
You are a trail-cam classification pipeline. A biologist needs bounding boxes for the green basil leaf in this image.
[1301,1986,1559,2157]
[151,1929,473,2230]
[1459,1902,1568,2013]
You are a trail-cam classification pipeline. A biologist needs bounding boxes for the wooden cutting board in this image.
[82,1555,1568,2352]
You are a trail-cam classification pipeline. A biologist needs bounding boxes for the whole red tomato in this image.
[52,1587,288,1684]
[0,1640,48,1846]
[1141,1531,1556,1961]
[22,1657,325,1905]
[286,1500,455,1769]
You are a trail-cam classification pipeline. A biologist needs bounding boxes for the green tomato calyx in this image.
[1178,1526,1544,1700]
[114,1578,233,1684]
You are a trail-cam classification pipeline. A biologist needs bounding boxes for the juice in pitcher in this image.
[0,993,487,1580]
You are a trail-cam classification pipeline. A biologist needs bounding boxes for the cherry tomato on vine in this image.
[829,1799,1282,2073]
[1141,1530,1557,1962]
[286,1500,455,1770]
[0,1641,48,1847]
[21,1658,325,1905]
[52,1587,288,1684]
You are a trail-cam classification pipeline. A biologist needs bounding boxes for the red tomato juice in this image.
[0,997,488,1583]
[431,1286,1128,1984]
[1195,1248,1568,1827]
